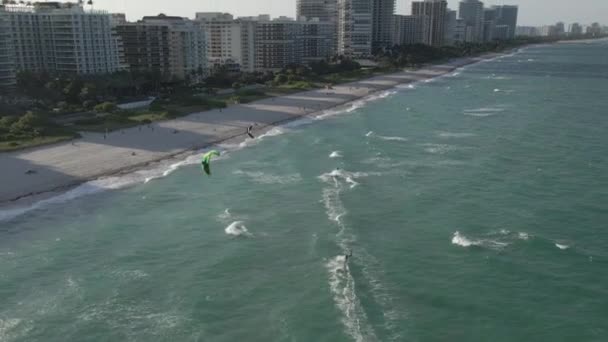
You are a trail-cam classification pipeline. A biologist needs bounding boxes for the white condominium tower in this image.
[337,0,373,57]
[1,2,121,75]
[196,13,257,73]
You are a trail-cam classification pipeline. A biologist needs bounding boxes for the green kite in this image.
[201,150,220,176]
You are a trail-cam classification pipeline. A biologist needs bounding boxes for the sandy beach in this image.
[0,54,502,206]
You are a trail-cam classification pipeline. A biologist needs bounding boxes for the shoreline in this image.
[0,52,509,211]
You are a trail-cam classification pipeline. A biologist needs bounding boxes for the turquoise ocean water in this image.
[1,40,608,341]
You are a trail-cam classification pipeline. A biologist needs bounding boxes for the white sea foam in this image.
[555,243,569,250]
[518,232,530,241]
[326,256,376,342]
[451,231,509,249]
[330,151,343,158]
[365,131,374,137]
[322,188,346,223]
[0,318,22,340]
[494,88,501,92]
[452,231,479,247]
[421,143,458,155]
[233,170,302,185]
[437,132,475,139]
[225,221,252,237]
[376,135,409,142]
[463,107,505,117]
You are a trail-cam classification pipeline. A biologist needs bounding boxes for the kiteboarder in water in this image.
[247,125,255,139]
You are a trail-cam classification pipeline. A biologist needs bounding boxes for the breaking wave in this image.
[330,151,343,159]
[225,221,252,237]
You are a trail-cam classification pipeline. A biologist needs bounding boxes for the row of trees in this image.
[374,37,564,69]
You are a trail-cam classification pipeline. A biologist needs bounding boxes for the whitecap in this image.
[518,232,530,241]
[555,243,569,250]
[452,231,479,247]
[494,88,501,92]
[225,221,252,237]
[376,135,408,142]
[365,131,374,137]
[329,151,343,159]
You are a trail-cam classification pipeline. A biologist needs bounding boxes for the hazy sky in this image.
[97,0,607,26]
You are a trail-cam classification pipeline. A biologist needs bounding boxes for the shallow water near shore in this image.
[2,41,608,341]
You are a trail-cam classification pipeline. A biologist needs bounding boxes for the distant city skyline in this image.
[91,0,607,26]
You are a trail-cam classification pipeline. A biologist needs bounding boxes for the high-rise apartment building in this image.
[412,0,448,47]
[297,0,338,54]
[458,0,484,43]
[0,8,16,89]
[570,23,583,36]
[254,17,300,71]
[254,17,334,71]
[492,5,518,39]
[515,26,539,37]
[372,0,396,50]
[115,15,206,80]
[1,2,121,75]
[587,23,602,36]
[443,9,457,45]
[482,8,496,42]
[300,19,336,64]
[337,0,373,57]
[196,13,253,72]
[393,15,427,46]
[297,0,338,22]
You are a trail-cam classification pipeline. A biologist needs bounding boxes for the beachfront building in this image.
[458,0,484,43]
[0,8,16,89]
[337,0,373,57]
[196,13,256,72]
[254,17,300,71]
[443,9,457,45]
[115,15,207,81]
[297,0,338,23]
[492,5,518,39]
[296,0,338,53]
[393,15,428,46]
[482,8,496,42]
[569,23,583,36]
[453,18,467,43]
[371,0,396,50]
[253,16,334,71]
[516,26,540,37]
[412,0,448,47]
[587,23,602,36]
[299,19,336,64]
[1,2,121,75]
